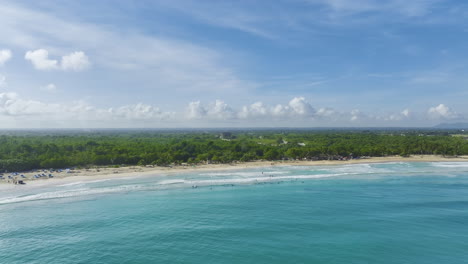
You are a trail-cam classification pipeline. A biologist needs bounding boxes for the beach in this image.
[1,155,467,190]
[2,160,468,263]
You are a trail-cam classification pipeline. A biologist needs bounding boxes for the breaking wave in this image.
[2,161,468,205]
[430,162,468,168]
[0,173,349,205]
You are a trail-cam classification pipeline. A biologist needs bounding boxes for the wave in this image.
[3,162,467,205]
[321,164,392,175]
[187,172,350,186]
[430,162,468,168]
[157,179,186,185]
[57,179,110,187]
[0,185,152,205]
[0,172,352,205]
[199,171,289,177]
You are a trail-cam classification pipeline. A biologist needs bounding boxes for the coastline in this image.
[1,155,468,190]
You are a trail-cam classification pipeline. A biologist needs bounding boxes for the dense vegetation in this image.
[1,129,467,172]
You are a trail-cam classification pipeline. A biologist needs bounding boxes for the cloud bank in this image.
[0,93,462,128]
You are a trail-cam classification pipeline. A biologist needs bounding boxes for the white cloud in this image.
[61,51,90,71]
[238,102,268,119]
[40,83,57,92]
[238,97,335,121]
[269,97,316,118]
[0,93,466,127]
[183,99,447,126]
[0,92,17,107]
[0,92,60,116]
[428,104,459,119]
[386,108,412,121]
[186,100,235,120]
[0,49,12,66]
[208,100,235,119]
[316,107,336,118]
[186,101,207,119]
[111,103,173,120]
[288,97,315,116]
[0,3,251,95]
[25,49,90,71]
[270,104,285,117]
[0,92,173,125]
[197,97,328,122]
[24,49,59,70]
[401,108,410,118]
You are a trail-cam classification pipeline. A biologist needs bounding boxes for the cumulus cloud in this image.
[271,104,289,117]
[386,108,412,121]
[239,97,319,119]
[238,102,268,119]
[191,97,330,122]
[316,107,336,118]
[25,49,90,71]
[428,104,459,119]
[25,49,59,70]
[111,103,173,120]
[208,100,235,119]
[1,93,465,127]
[288,97,315,116]
[40,83,57,92]
[187,100,235,120]
[61,51,90,71]
[187,101,207,119]
[0,92,172,124]
[0,92,60,116]
[0,49,12,66]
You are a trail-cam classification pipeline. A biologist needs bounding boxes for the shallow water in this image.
[1,162,468,263]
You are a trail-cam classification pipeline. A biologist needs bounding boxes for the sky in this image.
[0,0,467,128]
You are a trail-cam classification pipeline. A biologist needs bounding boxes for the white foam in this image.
[58,181,85,187]
[157,179,186,185]
[324,163,391,174]
[187,173,347,186]
[58,179,113,187]
[0,171,352,205]
[430,162,468,168]
[199,171,289,177]
[5,162,464,205]
[0,185,150,205]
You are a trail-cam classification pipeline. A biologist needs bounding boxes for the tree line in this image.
[0,130,467,172]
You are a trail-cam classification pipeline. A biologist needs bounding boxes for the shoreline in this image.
[1,155,468,190]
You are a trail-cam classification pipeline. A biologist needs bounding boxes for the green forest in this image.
[1,129,467,172]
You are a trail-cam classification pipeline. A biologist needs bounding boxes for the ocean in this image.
[1,162,468,263]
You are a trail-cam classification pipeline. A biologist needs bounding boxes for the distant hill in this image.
[434,123,468,129]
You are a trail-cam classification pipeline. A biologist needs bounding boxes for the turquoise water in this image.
[1,162,468,263]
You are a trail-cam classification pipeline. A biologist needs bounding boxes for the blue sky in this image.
[0,0,467,127]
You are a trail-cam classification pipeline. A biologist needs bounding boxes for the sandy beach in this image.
[1,155,468,190]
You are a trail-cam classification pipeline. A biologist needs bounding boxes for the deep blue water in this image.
[1,162,468,263]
